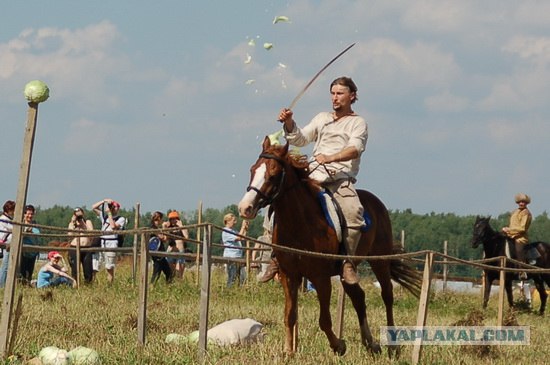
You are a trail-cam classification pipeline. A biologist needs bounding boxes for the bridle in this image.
[246,152,287,209]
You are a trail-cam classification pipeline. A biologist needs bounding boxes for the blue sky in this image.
[1,1,550,217]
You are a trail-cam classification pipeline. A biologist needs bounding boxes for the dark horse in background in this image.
[238,138,421,356]
[471,216,550,315]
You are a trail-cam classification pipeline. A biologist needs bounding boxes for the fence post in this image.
[497,257,506,326]
[137,233,148,345]
[132,202,140,284]
[0,101,41,359]
[198,224,212,363]
[443,241,448,292]
[335,282,346,338]
[412,251,434,365]
[195,201,202,286]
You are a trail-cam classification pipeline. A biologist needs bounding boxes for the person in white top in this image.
[261,76,368,285]
[92,198,126,284]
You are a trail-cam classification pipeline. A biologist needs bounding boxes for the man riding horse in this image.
[502,193,538,280]
[259,76,368,285]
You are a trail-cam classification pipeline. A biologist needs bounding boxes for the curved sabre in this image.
[287,43,356,110]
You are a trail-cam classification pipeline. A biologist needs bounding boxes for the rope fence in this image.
[1,218,549,365]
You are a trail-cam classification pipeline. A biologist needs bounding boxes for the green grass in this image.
[1,262,550,364]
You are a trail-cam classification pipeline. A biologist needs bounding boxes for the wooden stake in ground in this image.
[0,80,49,358]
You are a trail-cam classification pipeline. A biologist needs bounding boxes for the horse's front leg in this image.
[311,277,346,356]
[482,273,493,309]
[281,273,301,354]
[505,275,514,308]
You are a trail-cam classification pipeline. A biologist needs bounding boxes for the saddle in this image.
[317,190,372,249]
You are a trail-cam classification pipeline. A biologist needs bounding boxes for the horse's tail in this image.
[389,244,422,298]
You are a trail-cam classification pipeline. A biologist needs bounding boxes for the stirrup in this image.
[258,259,279,283]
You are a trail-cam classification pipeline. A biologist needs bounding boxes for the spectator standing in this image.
[68,207,95,284]
[0,200,16,288]
[20,204,41,284]
[163,211,189,279]
[253,209,274,281]
[36,251,76,288]
[222,213,249,288]
[149,211,173,284]
[92,198,126,284]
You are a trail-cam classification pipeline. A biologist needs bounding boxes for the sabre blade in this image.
[287,43,356,110]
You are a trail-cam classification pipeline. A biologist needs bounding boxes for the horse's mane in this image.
[266,144,322,196]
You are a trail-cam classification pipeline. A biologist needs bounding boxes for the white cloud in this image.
[424,90,469,112]
[503,35,550,65]
[0,21,130,109]
[401,0,474,33]
[350,39,460,92]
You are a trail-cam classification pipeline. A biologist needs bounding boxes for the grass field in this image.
[1,260,549,364]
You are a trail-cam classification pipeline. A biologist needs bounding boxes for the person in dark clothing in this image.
[149,212,173,284]
[19,204,41,284]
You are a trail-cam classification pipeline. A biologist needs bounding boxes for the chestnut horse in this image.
[471,216,550,315]
[238,137,421,355]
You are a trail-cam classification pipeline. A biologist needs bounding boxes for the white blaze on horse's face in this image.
[238,162,267,219]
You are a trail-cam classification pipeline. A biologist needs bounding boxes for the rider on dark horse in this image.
[501,193,538,280]
[259,76,368,285]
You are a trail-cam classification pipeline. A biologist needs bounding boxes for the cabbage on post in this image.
[24,80,50,103]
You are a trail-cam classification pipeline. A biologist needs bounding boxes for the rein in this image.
[246,153,287,209]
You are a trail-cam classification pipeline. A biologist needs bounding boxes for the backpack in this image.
[148,236,162,252]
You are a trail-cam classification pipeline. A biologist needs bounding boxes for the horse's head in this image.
[471,216,491,248]
[238,136,290,220]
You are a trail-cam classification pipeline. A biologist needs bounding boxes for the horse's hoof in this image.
[332,339,346,356]
[369,342,382,355]
[388,345,401,359]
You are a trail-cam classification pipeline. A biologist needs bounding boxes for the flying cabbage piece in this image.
[263,43,273,50]
[273,15,291,24]
[268,129,284,145]
[24,80,50,103]
[245,79,255,85]
[248,39,256,46]
[244,53,252,64]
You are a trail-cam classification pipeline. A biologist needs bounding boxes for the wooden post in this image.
[195,201,202,286]
[497,257,506,327]
[198,224,212,363]
[76,237,81,288]
[401,230,405,248]
[245,239,250,281]
[443,241,448,292]
[0,102,40,358]
[132,203,140,284]
[412,251,434,365]
[7,293,23,358]
[335,282,346,338]
[137,233,148,345]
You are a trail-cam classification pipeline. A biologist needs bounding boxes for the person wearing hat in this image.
[502,193,534,280]
[92,198,127,283]
[162,210,189,279]
[36,251,76,288]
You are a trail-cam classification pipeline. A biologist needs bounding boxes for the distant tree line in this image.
[26,205,550,278]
